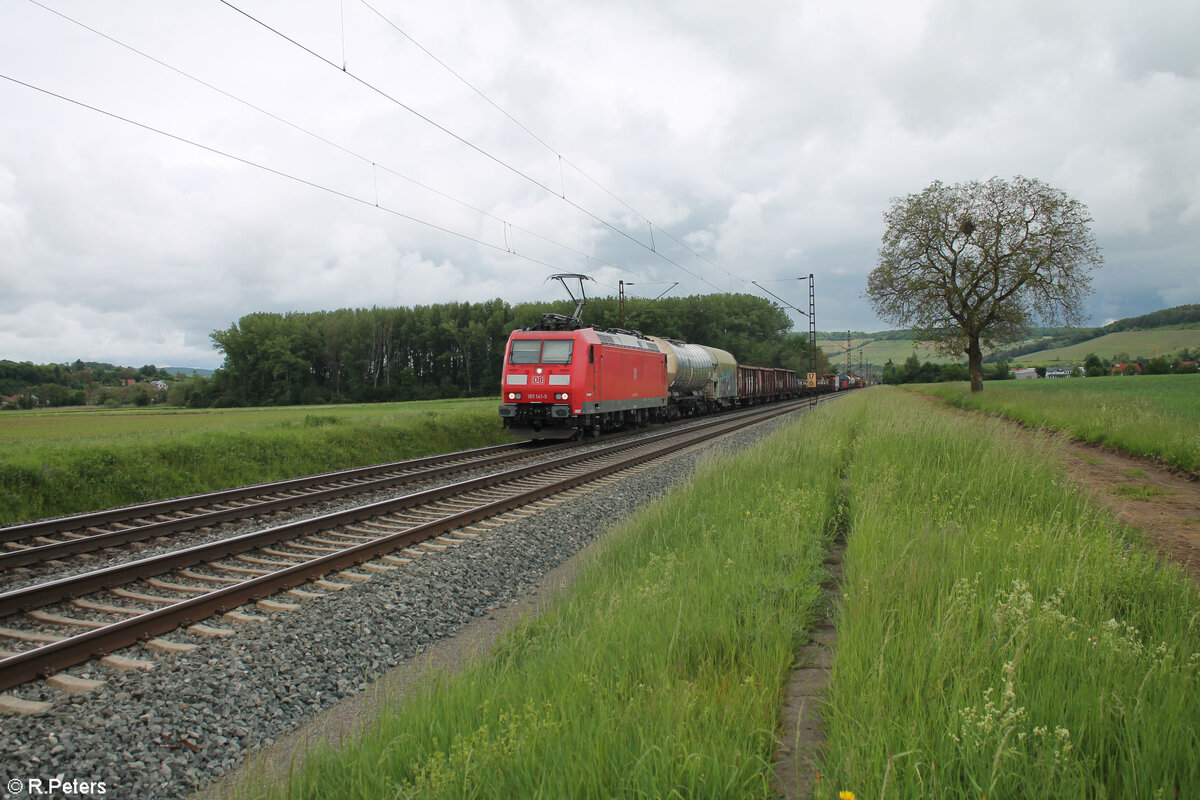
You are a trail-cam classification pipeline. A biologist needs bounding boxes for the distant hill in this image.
[163,366,216,377]
[1008,329,1200,366]
[821,304,1200,368]
[1001,304,1200,365]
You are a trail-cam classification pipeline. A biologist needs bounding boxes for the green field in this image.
[0,399,497,443]
[821,338,955,369]
[823,326,1200,372]
[0,398,509,525]
[1011,329,1200,365]
[910,374,1200,473]
[225,390,1198,799]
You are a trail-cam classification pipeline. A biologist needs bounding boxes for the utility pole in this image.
[807,274,816,379]
[617,280,676,329]
[750,275,818,396]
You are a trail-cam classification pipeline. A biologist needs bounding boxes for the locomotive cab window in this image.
[509,340,542,364]
[541,339,573,364]
[508,339,574,365]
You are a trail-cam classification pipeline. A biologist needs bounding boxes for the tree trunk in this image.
[967,337,984,393]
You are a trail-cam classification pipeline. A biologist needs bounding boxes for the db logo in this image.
[531,375,546,384]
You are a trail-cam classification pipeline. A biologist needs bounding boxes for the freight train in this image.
[499,313,826,440]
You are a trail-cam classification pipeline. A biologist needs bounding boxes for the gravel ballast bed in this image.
[1,412,805,800]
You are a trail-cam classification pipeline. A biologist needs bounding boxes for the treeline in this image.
[883,348,1199,385]
[1,361,177,409]
[199,294,830,407]
[882,354,998,385]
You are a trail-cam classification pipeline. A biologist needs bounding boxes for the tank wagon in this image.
[499,314,811,440]
[647,336,737,415]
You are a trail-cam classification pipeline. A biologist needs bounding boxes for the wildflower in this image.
[839,792,856,800]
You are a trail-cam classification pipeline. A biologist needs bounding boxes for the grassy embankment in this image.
[0,398,508,525]
[912,373,1200,474]
[238,406,853,799]
[229,389,1197,799]
[820,389,1199,798]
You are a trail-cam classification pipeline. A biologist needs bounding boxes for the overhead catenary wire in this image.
[359,0,753,292]
[22,1,786,312]
[221,0,754,297]
[21,0,656,284]
[0,73,573,276]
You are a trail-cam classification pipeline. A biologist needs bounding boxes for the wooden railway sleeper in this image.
[28,611,108,630]
[259,547,321,561]
[72,599,142,616]
[235,554,304,567]
[145,578,208,595]
[179,568,243,584]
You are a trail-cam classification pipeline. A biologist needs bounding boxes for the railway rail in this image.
[0,399,813,693]
[0,441,567,570]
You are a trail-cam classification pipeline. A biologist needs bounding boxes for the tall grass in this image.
[913,374,1200,473]
[819,389,1200,799]
[204,390,1196,798]
[238,411,856,799]
[0,402,508,525]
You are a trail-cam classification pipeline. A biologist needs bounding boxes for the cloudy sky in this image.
[2,0,1197,369]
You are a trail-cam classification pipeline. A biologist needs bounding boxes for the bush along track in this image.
[244,406,854,799]
[819,389,1200,799]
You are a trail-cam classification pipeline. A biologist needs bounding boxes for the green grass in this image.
[0,398,497,443]
[1109,485,1170,500]
[818,390,1200,799]
[854,340,953,366]
[0,399,508,525]
[236,408,854,800]
[1010,329,1200,365]
[213,390,1197,799]
[910,374,1200,473]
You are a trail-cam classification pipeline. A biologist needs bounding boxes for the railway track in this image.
[0,441,569,571]
[0,400,814,694]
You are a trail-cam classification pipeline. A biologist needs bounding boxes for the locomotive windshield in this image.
[509,338,573,365]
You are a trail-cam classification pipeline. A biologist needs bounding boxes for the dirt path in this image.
[1057,438,1200,581]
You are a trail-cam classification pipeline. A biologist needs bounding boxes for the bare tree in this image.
[866,176,1102,392]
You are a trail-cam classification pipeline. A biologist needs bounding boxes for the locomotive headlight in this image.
[507,392,522,400]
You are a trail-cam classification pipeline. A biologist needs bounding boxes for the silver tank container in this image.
[647,336,728,394]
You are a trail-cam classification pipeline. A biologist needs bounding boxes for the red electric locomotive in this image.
[498,314,668,439]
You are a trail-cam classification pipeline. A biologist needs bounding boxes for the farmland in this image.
[0,398,508,524]
[225,389,1198,799]
[1010,328,1200,365]
[910,374,1200,473]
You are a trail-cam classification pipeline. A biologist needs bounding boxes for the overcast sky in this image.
[2,0,1197,369]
